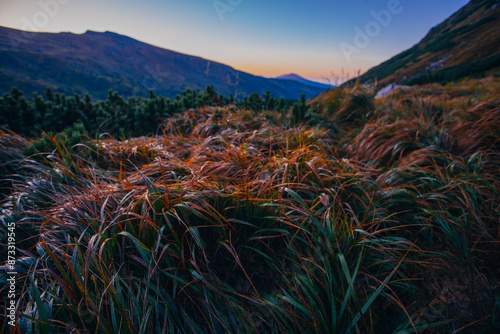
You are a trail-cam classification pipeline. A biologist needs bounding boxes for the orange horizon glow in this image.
[231,62,363,85]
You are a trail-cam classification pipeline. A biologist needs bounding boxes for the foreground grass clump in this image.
[1,78,499,333]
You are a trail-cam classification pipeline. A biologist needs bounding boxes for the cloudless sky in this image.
[0,0,470,84]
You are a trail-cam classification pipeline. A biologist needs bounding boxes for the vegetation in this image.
[348,0,500,87]
[0,87,294,139]
[1,77,499,333]
[408,54,500,85]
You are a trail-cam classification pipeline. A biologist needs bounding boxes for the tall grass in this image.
[1,77,499,333]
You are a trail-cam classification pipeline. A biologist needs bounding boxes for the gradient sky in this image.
[0,0,470,84]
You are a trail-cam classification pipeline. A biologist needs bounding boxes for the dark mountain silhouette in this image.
[0,26,329,100]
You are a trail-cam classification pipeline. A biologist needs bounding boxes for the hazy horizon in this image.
[0,0,469,84]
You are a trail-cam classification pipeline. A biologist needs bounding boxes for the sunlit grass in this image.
[1,78,499,333]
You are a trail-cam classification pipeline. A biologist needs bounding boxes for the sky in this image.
[0,0,470,84]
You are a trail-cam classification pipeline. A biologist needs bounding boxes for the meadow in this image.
[1,78,499,333]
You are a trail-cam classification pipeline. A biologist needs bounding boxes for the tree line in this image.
[0,86,301,138]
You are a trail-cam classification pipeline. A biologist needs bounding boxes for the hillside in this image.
[1,1,500,331]
[0,26,328,100]
[350,0,500,87]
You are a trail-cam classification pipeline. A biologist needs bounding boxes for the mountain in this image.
[348,0,500,87]
[0,26,329,100]
[275,73,334,89]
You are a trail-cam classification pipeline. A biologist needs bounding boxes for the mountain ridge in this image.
[0,26,329,100]
[344,0,500,87]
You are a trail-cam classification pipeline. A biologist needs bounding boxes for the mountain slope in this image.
[350,0,500,86]
[0,26,328,100]
[275,73,333,89]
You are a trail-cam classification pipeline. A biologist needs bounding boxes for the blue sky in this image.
[0,0,469,84]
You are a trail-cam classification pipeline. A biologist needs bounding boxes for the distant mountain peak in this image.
[276,73,306,80]
[275,73,334,89]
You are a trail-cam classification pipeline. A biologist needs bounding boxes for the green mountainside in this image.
[349,0,500,87]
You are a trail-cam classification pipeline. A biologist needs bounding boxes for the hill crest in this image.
[0,26,329,100]
[345,0,500,87]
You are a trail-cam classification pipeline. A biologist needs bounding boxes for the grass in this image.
[1,77,499,333]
